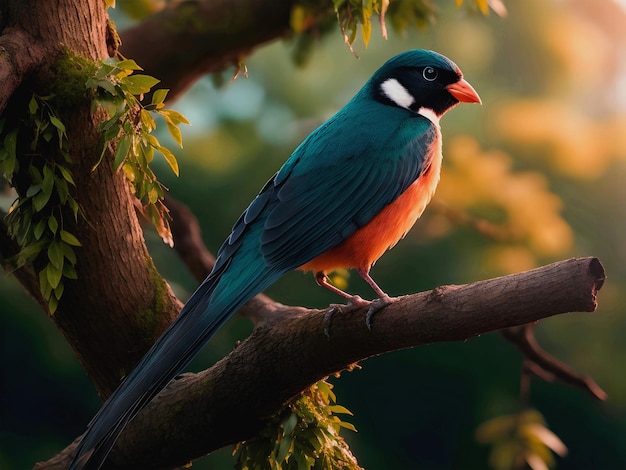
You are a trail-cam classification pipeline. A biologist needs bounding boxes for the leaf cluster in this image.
[0,94,82,313]
[234,379,361,470]
[87,58,188,245]
[289,0,494,61]
[476,408,568,470]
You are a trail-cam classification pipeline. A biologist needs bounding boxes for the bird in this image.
[69,49,480,469]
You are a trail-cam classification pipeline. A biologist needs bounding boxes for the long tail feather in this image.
[69,257,283,469]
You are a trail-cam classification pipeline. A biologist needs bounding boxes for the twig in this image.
[502,324,608,401]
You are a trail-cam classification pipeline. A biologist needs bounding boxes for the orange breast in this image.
[299,136,443,274]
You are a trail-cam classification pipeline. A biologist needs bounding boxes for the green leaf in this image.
[0,143,17,179]
[26,184,42,198]
[316,380,336,402]
[47,241,64,270]
[140,109,156,132]
[39,267,52,299]
[17,241,44,265]
[160,109,189,126]
[32,188,52,211]
[361,18,372,47]
[46,263,63,289]
[123,74,160,95]
[68,197,81,221]
[42,165,55,195]
[328,405,353,416]
[60,230,82,247]
[114,135,131,170]
[58,165,76,185]
[62,263,78,279]
[151,88,169,105]
[116,58,143,71]
[164,119,183,147]
[147,186,159,204]
[338,421,357,432]
[29,95,39,114]
[33,219,47,240]
[97,60,118,78]
[53,282,65,300]
[55,176,69,203]
[96,78,118,96]
[48,215,59,234]
[62,243,77,264]
[48,294,59,314]
[277,435,293,463]
[3,128,18,164]
[290,5,307,33]
[157,145,179,176]
[140,142,154,164]
[283,413,299,437]
[49,115,66,133]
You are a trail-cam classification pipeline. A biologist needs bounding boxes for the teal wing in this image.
[216,111,437,273]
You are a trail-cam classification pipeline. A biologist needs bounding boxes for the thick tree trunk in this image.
[1,0,181,397]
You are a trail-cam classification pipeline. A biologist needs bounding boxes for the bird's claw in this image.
[323,295,396,336]
[365,295,395,330]
[323,295,369,338]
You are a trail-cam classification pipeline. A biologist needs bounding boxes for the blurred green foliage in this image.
[2,0,626,469]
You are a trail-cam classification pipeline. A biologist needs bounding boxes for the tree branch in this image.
[37,257,605,470]
[119,0,300,101]
[502,324,608,401]
[0,27,47,113]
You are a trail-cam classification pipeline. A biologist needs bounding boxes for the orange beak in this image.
[447,78,481,104]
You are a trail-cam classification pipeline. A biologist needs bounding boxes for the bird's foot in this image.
[365,294,396,330]
[323,295,370,338]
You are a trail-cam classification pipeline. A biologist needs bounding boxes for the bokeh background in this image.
[2,0,626,468]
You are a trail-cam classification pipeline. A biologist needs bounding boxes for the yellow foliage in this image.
[476,409,567,470]
[491,100,625,179]
[541,10,612,94]
[435,136,574,272]
[185,131,244,174]
[484,246,537,274]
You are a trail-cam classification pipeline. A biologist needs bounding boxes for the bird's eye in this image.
[422,67,438,81]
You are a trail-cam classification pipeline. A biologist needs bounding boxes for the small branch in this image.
[0,27,47,113]
[502,324,608,401]
[37,257,605,470]
[165,194,216,282]
[166,193,276,325]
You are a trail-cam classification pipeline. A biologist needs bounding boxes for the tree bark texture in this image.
[0,0,182,398]
[36,257,605,470]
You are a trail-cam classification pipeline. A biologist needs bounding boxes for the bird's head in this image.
[370,49,481,118]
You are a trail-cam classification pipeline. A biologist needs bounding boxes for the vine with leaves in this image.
[0,55,187,313]
[235,379,360,470]
[0,93,82,313]
[88,57,189,246]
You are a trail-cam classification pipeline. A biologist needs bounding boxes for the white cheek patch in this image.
[417,107,440,127]
[380,78,415,109]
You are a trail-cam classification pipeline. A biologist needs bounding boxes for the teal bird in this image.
[70,49,480,469]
